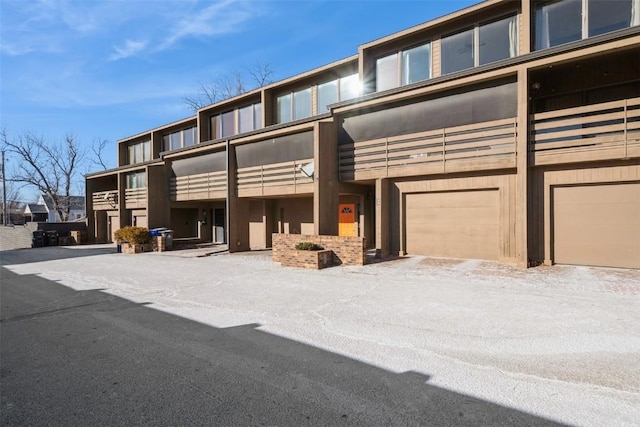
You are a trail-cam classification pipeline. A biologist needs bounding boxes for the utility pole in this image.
[1,150,6,226]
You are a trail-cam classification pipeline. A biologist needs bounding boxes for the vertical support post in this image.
[314,121,339,235]
[516,67,530,268]
[1,150,6,226]
[375,178,390,258]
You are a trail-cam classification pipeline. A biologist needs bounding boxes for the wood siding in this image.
[236,158,314,197]
[532,97,640,166]
[170,170,227,201]
[339,118,517,181]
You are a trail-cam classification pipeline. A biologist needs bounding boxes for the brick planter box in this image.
[280,249,334,269]
[273,234,366,267]
[120,242,153,254]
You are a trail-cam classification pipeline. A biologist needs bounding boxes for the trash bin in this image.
[31,230,45,248]
[45,231,59,246]
[160,230,173,251]
[150,227,167,237]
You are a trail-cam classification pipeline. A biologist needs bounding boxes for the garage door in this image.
[553,183,640,268]
[405,189,500,260]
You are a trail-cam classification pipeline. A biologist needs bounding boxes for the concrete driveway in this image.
[1,245,638,426]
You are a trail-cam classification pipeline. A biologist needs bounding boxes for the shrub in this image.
[295,242,323,251]
[114,226,152,245]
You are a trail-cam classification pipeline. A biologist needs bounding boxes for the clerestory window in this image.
[276,87,312,123]
[534,0,640,50]
[375,42,431,92]
[441,15,518,75]
[317,73,361,113]
[162,126,197,152]
[127,139,151,165]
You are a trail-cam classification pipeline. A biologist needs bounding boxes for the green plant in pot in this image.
[295,242,323,251]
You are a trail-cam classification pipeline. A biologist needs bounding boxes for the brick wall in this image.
[272,233,366,266]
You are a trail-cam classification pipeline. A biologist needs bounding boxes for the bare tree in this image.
[1,129,85,222]
[89,137,112,170]
[183,61,275,112]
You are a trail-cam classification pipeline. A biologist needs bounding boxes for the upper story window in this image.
[210,111,235,140]
[127,139,151,165]
[442,15,517,75]
[238,102,262,134]
[126,171,146,189]
[163,126,197,152]
[277,87,312,123]
[317,73,360,113]
[376,42,431,92]
[535,0,639,50]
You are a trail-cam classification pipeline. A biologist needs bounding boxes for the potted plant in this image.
[114,226,153,254]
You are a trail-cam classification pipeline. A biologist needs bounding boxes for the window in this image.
[535,0,639,50]
[441,29,474,74]
[588,0,637,36]
[277,87,312,123]
[376,42,431,92]
[317,73,360,113]
[535,0,582,49]
[317,80,338,114]
[442,16,517,75]
[126,171,146,189]
[182,127,196,147]
[479,16,518,65]
[402,44,431,85]
[163,126,197,151]
[339,73,360,101]
[127,139,151,164]
[293,88,311,120]
[238,102,262,134]
[376,53,399,92]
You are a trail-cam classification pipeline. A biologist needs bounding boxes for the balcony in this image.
[531,97,640,165]
[339,118,517,181]
[92,190,118,210]
[237,158,314,197]
[170,170,227,201]
[125,187,147,209]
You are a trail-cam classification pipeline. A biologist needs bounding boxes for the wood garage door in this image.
[405,189,500,260]
[553,183,640,268]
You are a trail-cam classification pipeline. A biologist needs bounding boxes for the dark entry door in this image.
[214,208,225,243]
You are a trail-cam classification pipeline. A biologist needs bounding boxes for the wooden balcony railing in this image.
[339,118,517,180]
[236,158,314,197]
[532,97,640,165]
[170,170,227,201]
[92,190,118,210]
[124,187,146,209]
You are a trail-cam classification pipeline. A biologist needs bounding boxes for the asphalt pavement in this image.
[1,245,639,426]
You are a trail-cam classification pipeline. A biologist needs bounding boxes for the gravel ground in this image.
[2,245,639,426]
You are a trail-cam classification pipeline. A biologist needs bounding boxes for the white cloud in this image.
[157,0,253,51]
[109,39,149,61]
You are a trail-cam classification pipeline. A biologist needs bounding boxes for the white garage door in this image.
[405,189,500,260]
[553,183,640,268]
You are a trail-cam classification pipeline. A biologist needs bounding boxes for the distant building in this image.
[25,195,86,222]
[23,204,48,222]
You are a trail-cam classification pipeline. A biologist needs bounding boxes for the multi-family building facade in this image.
[86,0,640,269]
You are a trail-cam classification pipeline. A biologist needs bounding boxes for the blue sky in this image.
[1,0,478,175]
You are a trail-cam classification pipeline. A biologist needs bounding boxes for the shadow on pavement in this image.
[0,267,565,426]
[0,245,117,266]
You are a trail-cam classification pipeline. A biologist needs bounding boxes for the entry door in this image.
[108,215,119,243]
[214,208,225,243]
[339,203,356,237]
